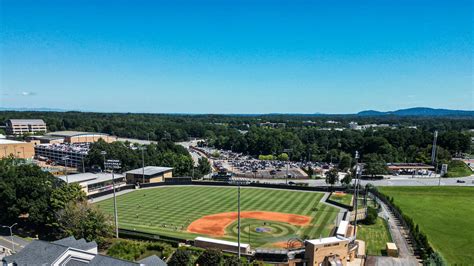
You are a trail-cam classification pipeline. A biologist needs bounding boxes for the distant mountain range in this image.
[357,107,474,117]
[0,106,472,117]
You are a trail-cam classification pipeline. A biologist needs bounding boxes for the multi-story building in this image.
[46,131,117,143]
[5,119,47,135]
[34,143,89,167]
[0,139,35,159]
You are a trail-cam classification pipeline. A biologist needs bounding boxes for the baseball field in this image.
[95,186,340,248]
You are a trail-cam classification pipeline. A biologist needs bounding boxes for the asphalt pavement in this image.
[238,175,474,187]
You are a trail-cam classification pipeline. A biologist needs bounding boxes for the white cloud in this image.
[20,91,36,96]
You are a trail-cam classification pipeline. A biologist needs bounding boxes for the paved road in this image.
[238,175,474,187]
[0,234,30,254]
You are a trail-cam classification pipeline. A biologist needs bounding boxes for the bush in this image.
[195,249,223,266]
[168,249,193,266]
[424,252,446,266]
[107,240,146,261]
[363,206,378,225]
[106,239,174,261]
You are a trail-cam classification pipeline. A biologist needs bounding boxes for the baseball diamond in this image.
[95,186,340,247]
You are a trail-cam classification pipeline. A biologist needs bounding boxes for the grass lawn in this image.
[445,160,473,177]
[379,186,474,265]
[95,186,339,247]
[329,193,353,206]
[357,217,392,256]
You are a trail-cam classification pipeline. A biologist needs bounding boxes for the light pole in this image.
[353,151,360,238]
[283,149,293,185]
[140,146,145,184]
[105,159,121,238]
[100,151,107,172]
[237,179,241,260]
[62,156,69,183]
[1,223,17,253]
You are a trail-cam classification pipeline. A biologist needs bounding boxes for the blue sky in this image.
[1,0,472,114]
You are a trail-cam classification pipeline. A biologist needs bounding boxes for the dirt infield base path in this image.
[187,211,311,237]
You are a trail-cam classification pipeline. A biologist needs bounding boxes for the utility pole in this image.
[1,223,17,253]
[105,159,121,238]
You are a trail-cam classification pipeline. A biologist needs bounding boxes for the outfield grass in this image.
[357,217,392,256]
[96,186,339,247]
[379,186,474,265]
[328,193,353,206]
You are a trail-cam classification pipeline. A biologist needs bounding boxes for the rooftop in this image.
[58,172,125,185]
[125,166,173,176]
[8,119,46,125]
[2,236,165,266]
[0,139,26,144]
[305,236,349,245]
[336,220,349,236]
[47,131,109,137]
[195,237,250,248]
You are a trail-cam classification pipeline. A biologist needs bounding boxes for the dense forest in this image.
[1,111,472,168]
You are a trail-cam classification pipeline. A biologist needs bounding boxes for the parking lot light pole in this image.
[1,223,17,253]
[283,149,293,185]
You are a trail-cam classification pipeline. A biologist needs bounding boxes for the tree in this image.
[168,249,193,266]
[223,256,241,266]
[196,157,212,178]
[363,206,378,225]
[195,249,223,266]
[56,202,113,247]
[50,183,86,210]
[0,158,62,238]
[341,173,352,186]
[338,154,352,171]
[425,252,446,266]
[325,168,338,187]
[363,153,387,177]
[277,153,289,161]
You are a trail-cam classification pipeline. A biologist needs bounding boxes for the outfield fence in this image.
[89,179,350,200]
[118,228,187,247]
